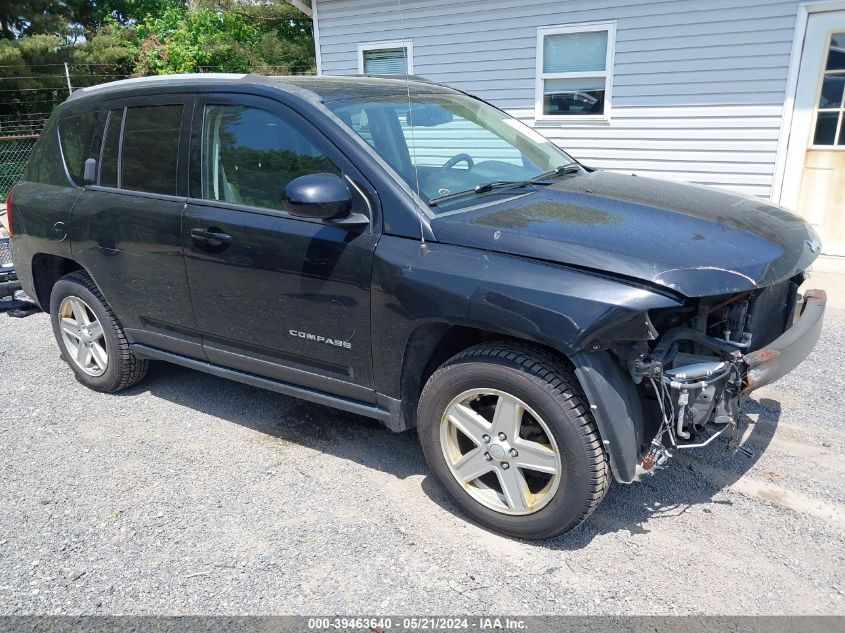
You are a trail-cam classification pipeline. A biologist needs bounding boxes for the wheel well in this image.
[399,324,569,429]
[30,254,83,310]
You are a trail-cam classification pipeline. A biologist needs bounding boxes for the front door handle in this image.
[190,227,232,253]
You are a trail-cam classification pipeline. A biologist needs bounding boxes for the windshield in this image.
[326,93,575,212]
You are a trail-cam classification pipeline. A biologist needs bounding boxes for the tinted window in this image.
[58,112,101,185]
[121,105,183,195]
[23,121,68,187]
[202,105,339,211]
[99,108,123,188]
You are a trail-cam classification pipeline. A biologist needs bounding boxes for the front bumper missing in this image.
[741,288,826,395]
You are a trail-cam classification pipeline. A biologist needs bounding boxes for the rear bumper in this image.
[741,288,826,394]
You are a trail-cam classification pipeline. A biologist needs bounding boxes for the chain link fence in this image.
[0,134,38,202]
[0,62,134,203]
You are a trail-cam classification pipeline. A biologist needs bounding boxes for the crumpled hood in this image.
[430,170,820,297]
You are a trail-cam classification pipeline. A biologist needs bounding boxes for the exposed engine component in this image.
[628,275,802,468]
[641,442,671,471]
[644,357,740,448]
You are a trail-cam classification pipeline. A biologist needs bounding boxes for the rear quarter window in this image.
[23,120,69,187]
[58,111,101,185]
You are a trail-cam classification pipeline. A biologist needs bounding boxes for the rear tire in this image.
[417,342,609,539]
[50,271,148,392]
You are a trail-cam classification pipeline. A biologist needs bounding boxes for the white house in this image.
[309,0,845,255]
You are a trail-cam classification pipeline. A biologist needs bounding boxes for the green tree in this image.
[0,1,68,40]
[0,1,188,40]
[0,1,315,119]
[67,1,187,36]
[131,2,314,75]
[0,33,70,121]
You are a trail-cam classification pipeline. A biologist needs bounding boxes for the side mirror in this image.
[284,173,352,221]
[83,158,97,185]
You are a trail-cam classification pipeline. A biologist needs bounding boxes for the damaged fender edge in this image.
[571,350,643,484]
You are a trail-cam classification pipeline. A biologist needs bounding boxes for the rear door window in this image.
[58,112,101,185]
[120,105,183,195]
[98,108,123,188]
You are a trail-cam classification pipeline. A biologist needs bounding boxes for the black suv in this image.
[9,74,826,538]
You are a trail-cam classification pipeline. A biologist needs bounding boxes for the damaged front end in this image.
[618,276,826,472]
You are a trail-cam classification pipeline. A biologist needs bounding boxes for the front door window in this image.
[201,105,340,212]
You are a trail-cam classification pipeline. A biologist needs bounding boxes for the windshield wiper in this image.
[530,162,583,183]
[428,163,583,207]
[428,181,536,207]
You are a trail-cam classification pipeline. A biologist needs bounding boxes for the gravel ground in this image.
[0,276,843,616]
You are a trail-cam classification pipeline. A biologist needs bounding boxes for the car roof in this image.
[266,75,461,102]
[66,72,461,106]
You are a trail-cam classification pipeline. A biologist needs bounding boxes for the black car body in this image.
[8,74,826,537]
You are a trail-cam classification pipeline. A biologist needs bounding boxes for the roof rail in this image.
[354,73,437,84]
[68,73,249,100]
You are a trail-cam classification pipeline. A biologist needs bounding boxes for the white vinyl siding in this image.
[315,0,806,198]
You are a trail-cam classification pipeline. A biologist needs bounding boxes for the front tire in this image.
[417,342,609,539]
[50,271,148,392]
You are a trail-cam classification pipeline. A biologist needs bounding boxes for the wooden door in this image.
[782,12,845,255]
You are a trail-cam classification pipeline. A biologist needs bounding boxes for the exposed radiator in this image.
[746,279,798,351]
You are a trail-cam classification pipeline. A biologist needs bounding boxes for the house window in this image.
[535,22,615,120]
[358,40,413,75]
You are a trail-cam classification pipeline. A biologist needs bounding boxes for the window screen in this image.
[58,112,100,185]
[363,48,409,75]
[120,105,183,195]
[202,105,339,211]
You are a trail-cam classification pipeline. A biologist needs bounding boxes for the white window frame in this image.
[534,21,616,122]
[357,39,414,75]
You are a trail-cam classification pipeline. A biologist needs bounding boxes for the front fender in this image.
[371,237,679,403]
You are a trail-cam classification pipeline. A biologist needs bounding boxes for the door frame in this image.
[773,1,845,208]
[182,91,382,399]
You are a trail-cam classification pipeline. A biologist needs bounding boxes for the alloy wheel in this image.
[439,388,562,515]
[58,295,108,377]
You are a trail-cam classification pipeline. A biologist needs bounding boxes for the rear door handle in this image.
[190,227,232,253]
[191,227,232,243]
